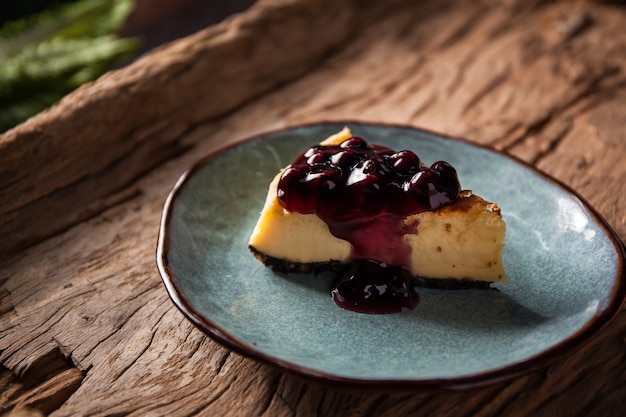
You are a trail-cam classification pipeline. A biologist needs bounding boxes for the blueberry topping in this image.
[276,135,462,313]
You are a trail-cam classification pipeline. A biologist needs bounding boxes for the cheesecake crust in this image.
[249,245,347,274]
[249,245,494,290]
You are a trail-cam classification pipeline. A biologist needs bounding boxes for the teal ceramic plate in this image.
[157,122,625,390]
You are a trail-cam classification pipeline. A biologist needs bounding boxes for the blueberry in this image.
[404,170,432,192]
[340,136,369,149]
[330,150,361,169]
[303,146,322,158]
[306,151,328,166]
[303,166,342,192]
[277,165,311,212]
[386,150,422,176]
[430,161,461,199]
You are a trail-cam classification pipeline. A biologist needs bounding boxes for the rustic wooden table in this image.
[2,0,626,415]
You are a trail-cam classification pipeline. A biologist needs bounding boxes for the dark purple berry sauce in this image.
[277,135,461,314]
[331,259,420,314]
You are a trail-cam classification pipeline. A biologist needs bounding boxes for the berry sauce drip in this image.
[277,136,461,314]
[331,259,420,314]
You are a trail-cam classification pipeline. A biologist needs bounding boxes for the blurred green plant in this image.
[0,0,138,133]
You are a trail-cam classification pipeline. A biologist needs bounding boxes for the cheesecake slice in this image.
[249,128,506,312]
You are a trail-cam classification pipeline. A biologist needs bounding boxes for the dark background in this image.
[1,0,257,56]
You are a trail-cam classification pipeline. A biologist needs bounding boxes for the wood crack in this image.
[502,65,622,164]
[258,372,284,416]
[436,4,487,50]
[462,66,511,115]
[527,119,572,165]
[214,350,231,378]
[446,53,478,95]
[80,295,154,363]
[409,92,438,120]
[3,307,71,376]
[357,395,394,417]
[113,333,156,382]
[0,345,85,416]
[315,389,328,417]
[112,306,168,382]
[189,386,231,415]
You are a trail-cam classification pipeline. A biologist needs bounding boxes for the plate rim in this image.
[156,121,626,390]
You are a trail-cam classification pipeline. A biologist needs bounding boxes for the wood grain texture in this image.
[2,0,626,415]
